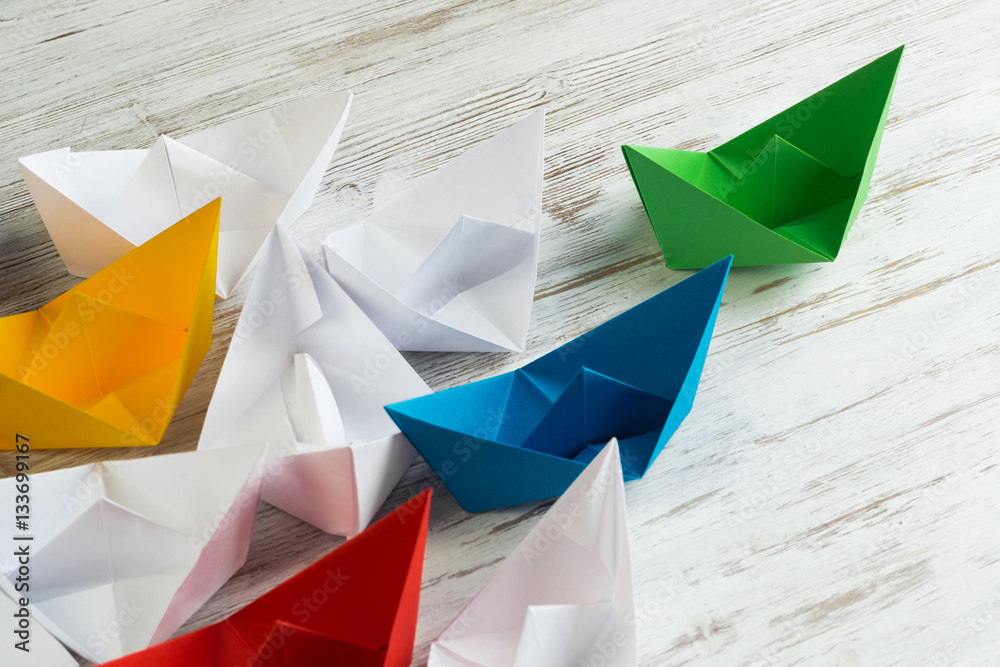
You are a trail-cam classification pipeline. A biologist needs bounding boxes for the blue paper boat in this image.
[386,256,732,512]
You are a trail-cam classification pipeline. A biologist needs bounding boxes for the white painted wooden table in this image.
[2,0,998,664]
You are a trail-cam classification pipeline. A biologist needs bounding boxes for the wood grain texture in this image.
[1,0,998,664]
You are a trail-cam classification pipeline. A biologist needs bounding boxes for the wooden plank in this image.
[1,0,998,664]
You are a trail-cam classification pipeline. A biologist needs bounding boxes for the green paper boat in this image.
[623,46,903,268]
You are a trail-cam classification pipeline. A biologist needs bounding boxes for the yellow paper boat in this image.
[0,200,219,448]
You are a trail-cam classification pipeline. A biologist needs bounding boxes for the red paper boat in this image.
[102,489,432,666]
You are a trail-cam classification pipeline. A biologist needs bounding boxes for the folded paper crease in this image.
[0,445,266,663]
[0,200,220,449]
[19,90,352,298]
[199,224,430,536]
[386,256,731,511]
[429,441,634,667]
[101,490,432,667]
[623,46,903,268]
[324,110,545,352]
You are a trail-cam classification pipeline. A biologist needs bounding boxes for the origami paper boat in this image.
[19,90,352,298]
[0,593,76,667]
[430,440,634,667]
[324,110,544,352]
[386,256,731,512]
[101,489,431,667]
[623,46,903,268]
[0,445,266,663]
[199,224,431,536]
[0,200,219,449]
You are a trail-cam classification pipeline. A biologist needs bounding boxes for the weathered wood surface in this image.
[1,0,998,664]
